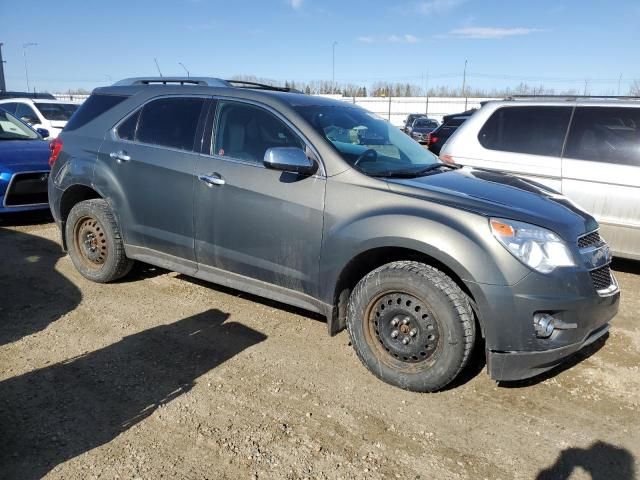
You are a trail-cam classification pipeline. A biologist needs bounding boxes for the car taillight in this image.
[49,138,62,167]
[428,135,439,146]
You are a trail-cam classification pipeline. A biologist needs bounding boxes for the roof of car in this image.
[96,77,360,110]
[489,96,640,107]
[0,97,80,105]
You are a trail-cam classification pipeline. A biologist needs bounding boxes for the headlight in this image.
[490,218,575,273]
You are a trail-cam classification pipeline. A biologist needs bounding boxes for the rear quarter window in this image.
[478,106,572,157]
[564,106,640,166]
[64,94,128,132]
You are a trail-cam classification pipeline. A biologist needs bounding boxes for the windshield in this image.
[0,110,39,140]
[296,105,439,176]
[36,102,79,121]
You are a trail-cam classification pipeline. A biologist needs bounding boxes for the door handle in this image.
[110,150,131,163]
[198,172,226,187]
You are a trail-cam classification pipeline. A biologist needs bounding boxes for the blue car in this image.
[0,109,51,213]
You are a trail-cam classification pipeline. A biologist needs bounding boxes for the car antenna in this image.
[154,58,163,77]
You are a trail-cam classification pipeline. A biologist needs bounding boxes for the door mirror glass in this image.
[264,147,317,175]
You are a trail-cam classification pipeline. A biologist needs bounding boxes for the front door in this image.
[97,96,209,262]
[562,106,640,259]
[194,100,325,297]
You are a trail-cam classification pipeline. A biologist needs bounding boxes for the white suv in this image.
[440,98,640,260]
[0,98,80,138]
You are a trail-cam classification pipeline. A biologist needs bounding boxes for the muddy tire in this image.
[65,199,133,283]
[346,261,475,392]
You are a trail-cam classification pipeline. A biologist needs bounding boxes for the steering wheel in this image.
[353,148,378,168]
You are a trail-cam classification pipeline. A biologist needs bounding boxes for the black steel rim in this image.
[367,292,441,364]
[73,216,107,269]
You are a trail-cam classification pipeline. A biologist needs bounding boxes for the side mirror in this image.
[36,128,50,138]
[263,147,317,175]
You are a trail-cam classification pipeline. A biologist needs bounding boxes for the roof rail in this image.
[505,95,640,101]
[112,77,230,87]
[225,79,302,93]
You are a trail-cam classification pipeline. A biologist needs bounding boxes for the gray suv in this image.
[48,78,620,392]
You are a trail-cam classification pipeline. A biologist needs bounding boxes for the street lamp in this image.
[332,41,338,94]
[178,62,190,77]
[23,42,38,92]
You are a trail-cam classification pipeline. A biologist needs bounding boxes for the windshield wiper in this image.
[369,162,461,178]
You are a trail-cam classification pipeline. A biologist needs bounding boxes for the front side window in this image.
[135,97,205,151]
[478,106,572,157]
[296,105,438,176]
[564,107,640,166]
[213,101,304,164]
[15,103,40,124]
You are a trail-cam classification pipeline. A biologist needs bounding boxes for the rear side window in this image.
[64,94,128,132]
[478,106,572,157]
[136,97,205,151]
[564,107,640,166]
[0,102,18,114]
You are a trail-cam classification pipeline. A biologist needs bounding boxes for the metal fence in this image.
[322,95,498,126]
[53,93,497,126]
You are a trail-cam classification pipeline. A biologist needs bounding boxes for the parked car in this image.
[407,117,439,143]
[49,77,619,392]
[0,110,51,213]
[440,97,640,261]
[401,113,427,133]
[427,115,470,155]
[0,98,80,138]
[0,91,56,100]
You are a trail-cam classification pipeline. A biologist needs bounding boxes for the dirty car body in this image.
[48,78,620,387]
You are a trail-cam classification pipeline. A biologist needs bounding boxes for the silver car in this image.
[440,98,640,260]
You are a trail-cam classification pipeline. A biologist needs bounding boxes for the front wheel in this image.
[346,261,475,392]
[65,199,133,283]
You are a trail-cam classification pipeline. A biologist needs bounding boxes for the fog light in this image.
[533,313,556,338]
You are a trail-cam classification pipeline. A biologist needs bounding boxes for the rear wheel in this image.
[65,199,133,283]
[346,261,475,392]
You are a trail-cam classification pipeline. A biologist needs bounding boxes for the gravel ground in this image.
[1,212,639,480]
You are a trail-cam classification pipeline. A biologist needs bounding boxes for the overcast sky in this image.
[1,0,639,94]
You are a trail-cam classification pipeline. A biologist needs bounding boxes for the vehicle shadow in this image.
[0,226,81,347]
[0,209,53,227]
[536,441,636,479]
[0,308,267,480]
[176,274,327,325]
[611,257,640,275]
[498,333,607,388]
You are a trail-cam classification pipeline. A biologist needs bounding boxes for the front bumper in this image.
[487,322,610,381]
[467,264,620,382]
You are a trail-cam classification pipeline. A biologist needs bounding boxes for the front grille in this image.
[578,230,601,249]
[590,265,613,291]
[4,172,49,207]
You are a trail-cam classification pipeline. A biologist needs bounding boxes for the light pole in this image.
[461,59,468,109]
[179,62,190,77]
[23,42,38,92]
[332,41,338,94]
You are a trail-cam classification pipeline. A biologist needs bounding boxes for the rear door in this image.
[469,106,573,191]
[562,106,640,259]
[193,99,325,298]
[98,95,209,264]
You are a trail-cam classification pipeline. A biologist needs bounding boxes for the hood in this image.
[386,167,597,241]
[0,139,50,170]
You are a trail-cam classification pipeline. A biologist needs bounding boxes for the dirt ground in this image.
[1,212,638,480]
